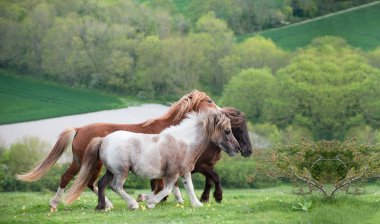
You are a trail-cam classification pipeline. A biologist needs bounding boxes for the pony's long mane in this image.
[143,89,209,126]
[221,107,246,128]
[201,109,230,139]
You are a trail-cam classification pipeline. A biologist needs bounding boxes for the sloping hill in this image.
[0,71,128,124]
[243,1,380,51]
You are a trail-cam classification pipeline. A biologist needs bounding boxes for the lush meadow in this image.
[256,2,380,50]
[2,187,380,224]
[0,71,139,124]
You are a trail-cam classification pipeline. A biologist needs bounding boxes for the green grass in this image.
[2,187,380,223]
[0,71,141,124]
[240,2,380,51]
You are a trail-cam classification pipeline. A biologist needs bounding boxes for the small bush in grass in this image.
[273,140,380,197]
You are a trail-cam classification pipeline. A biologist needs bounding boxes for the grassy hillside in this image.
[2,187,380,223]
[0,71,136,124]
[242,2,380,50]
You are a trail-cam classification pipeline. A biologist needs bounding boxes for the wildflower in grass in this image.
[141,205,146,211]
[176,203,184,209]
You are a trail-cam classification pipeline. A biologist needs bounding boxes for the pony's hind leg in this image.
[88,163,113,209]
[111,173,138,210]
[50,161,80,212]
[96,169,114,211]
[181,172,203,207]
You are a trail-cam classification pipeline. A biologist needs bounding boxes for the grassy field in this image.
[241,2,380,51]
[0,71,141,124]
[2,187,380,224]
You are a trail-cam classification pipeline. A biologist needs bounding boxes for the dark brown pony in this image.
[16,90,218,212]
[151,107,252,203]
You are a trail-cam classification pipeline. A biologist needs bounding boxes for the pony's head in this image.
[144,89,218,126]
[203,109,240,157]
[222,108,252,157]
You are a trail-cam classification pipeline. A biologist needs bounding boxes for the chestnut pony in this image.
[151,107,252,203]
[16,90,218,211]
[65,109,240,210]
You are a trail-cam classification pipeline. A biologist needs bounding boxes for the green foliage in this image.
[367,47,380,69]
[0,137,69,192]
[272,36,380,140]
[345,125,380,144]
[220,68,275,122]
[0,0,238,98]
[292,200,313,212]
[274,140,380,197]
[219,36,380,141]
[220,36,288,81]
[141,0,374,36]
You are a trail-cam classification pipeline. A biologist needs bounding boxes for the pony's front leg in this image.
[172,181,184,204]
[197,164,223,203]
[181,172,203,207]
[145,175,178,209]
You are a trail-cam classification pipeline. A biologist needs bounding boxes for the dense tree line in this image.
[0,0,235,97]
[221,37,380,140]
[143,0,375,35]
[1,0,380,140]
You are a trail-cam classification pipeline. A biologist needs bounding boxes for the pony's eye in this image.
[208,100,213,103]
[224,130,231,135]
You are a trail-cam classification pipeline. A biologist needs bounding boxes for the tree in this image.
[220,35,288,81]
[19,2,55,72]
[220,68,275,122]
[272,36,380,140]
[192,11,234,93]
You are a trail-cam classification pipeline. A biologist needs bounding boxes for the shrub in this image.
[273,140,380,197]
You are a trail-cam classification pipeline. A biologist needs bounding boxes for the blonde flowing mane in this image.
[201,109,230,139]
[143,89,210,126]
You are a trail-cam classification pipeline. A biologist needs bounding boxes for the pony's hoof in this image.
[147,203,156,209]
[200,195,209,203]
[50,207,57,213]
[129,203,139,210]
[95,204,106,211]
[105,204,113,210]
[105,207,112,212]
[213,191,223,203]
[105,201,114,210]
[193,202,203,207]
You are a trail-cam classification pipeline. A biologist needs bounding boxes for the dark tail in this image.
[16,128,76,182]
[65,137,103,204]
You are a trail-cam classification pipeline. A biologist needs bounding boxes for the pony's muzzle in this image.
[241,146,252,157]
